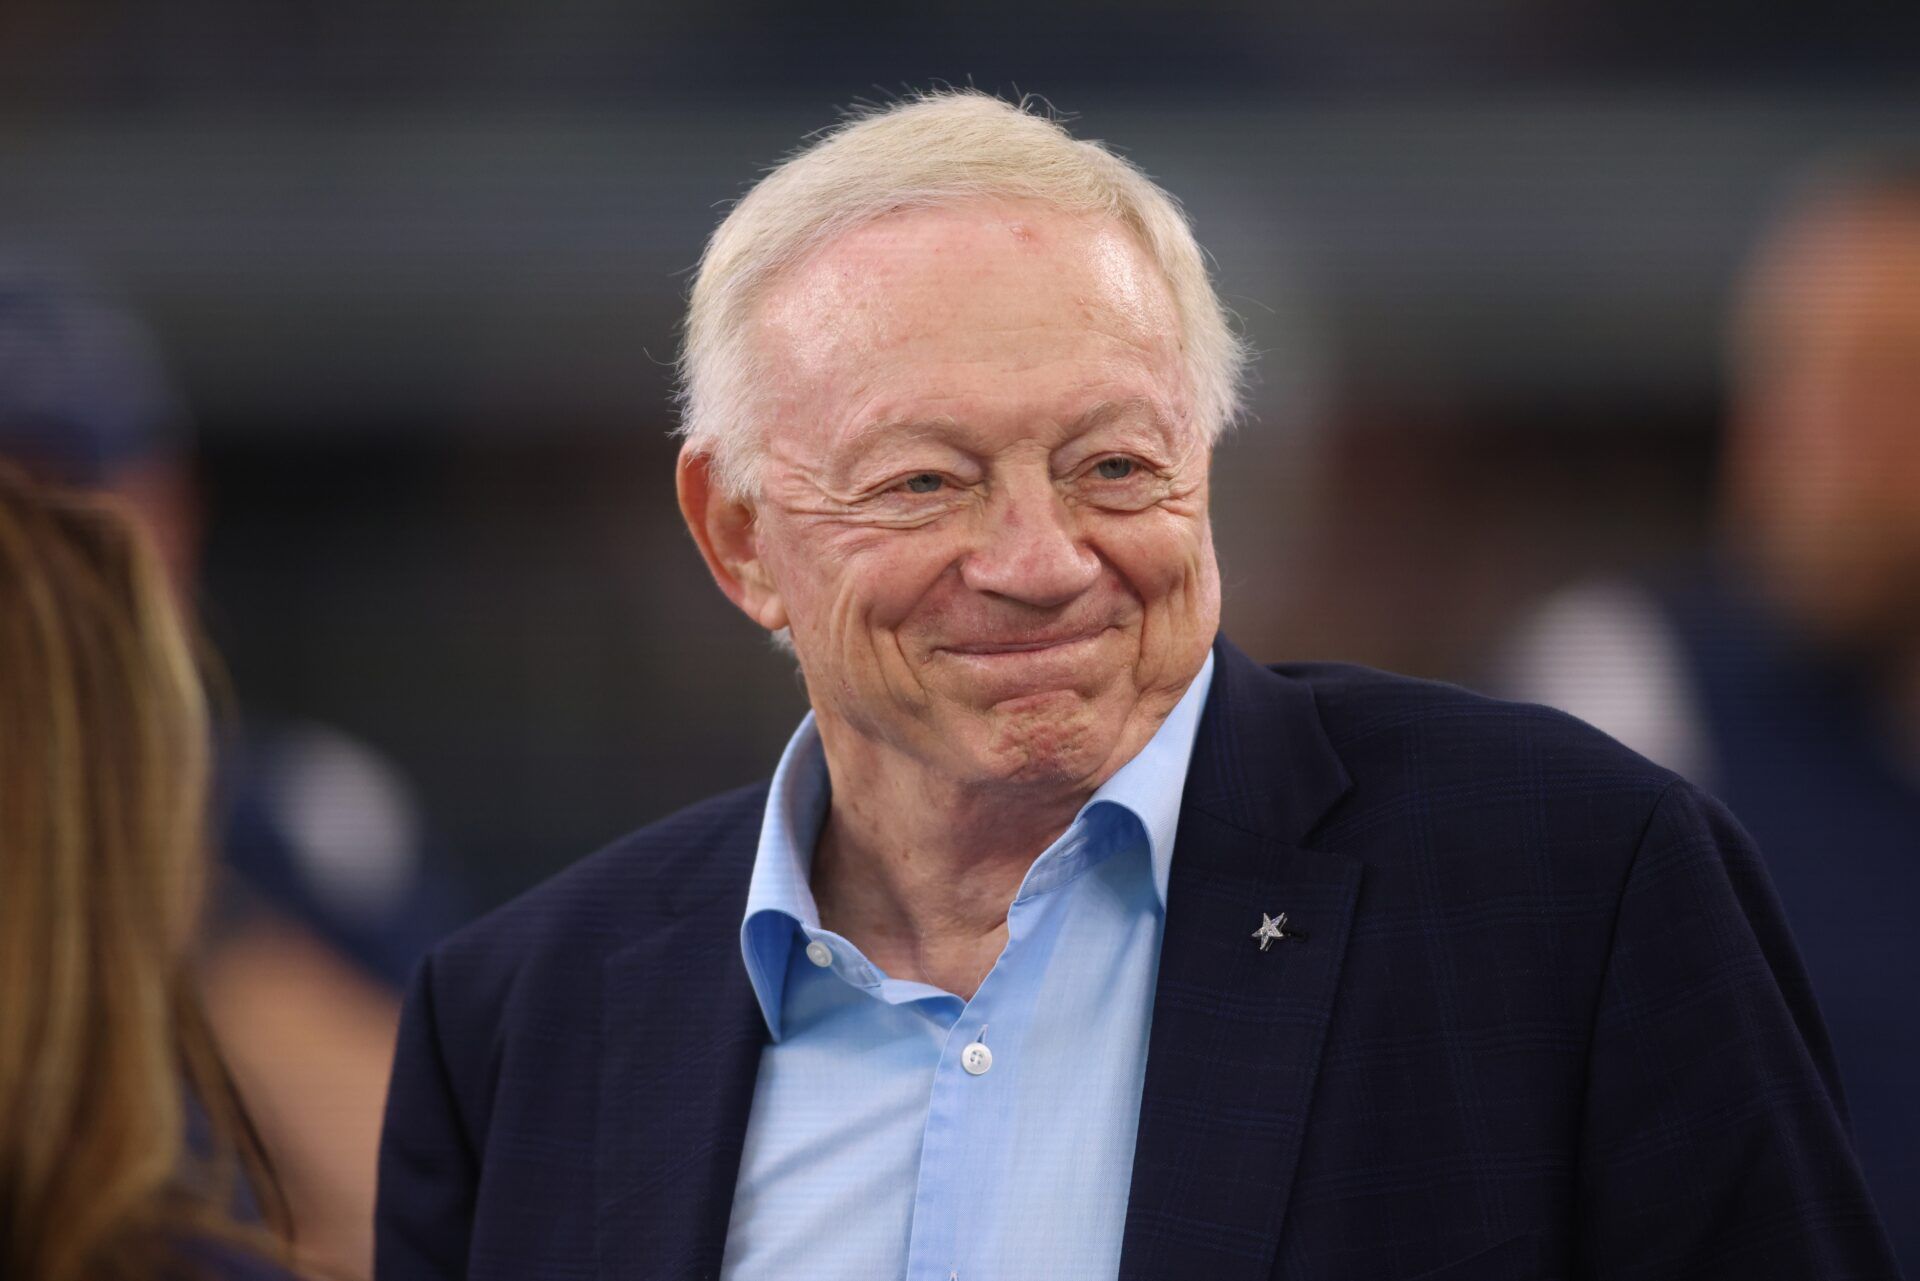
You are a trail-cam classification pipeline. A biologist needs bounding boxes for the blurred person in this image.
[377,93,1899,1279]
[1500,159,1920,1263]
[0,461,296,1280]
[0,253,462,1279]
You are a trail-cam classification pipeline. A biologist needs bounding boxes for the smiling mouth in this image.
[940,628,1110,656]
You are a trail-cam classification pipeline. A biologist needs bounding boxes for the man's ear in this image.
[676,445,790,633]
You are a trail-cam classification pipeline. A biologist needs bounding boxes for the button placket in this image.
[904,989,1007,1279]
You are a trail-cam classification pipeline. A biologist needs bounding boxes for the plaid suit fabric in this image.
[1205,654,1896,1280]
[375,641,1899,1280]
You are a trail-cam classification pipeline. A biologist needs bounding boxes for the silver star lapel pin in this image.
[1252,911,1295,951]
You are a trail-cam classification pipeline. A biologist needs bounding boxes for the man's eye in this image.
[1093,457,1136,480]
[903,473,944,494]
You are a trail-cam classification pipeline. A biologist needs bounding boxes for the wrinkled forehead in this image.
[748,200,1187,418]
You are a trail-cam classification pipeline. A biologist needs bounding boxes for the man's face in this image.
[1729,203,1920,649]
[733,198,1219,791]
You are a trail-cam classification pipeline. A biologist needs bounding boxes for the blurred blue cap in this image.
[0,250,190,486]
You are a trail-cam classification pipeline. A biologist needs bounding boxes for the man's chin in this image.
[941,688,1119,787]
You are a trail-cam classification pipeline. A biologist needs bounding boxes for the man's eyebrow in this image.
[1070,397,1177,440]
[836,398,1173,458]
[836,414,961,458]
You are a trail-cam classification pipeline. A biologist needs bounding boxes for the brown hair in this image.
[0,461,294,1280]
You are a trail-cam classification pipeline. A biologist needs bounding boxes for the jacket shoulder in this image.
[1273,661,1681,857]
[1280,659,1677,780]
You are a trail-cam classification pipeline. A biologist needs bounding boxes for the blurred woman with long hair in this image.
[0,460,297,1280]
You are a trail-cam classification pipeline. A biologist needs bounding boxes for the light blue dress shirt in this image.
[721,653,1215,1281]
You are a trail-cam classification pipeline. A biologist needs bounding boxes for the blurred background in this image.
[3,0,1917,1273]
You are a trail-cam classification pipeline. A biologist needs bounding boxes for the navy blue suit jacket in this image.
[376,640,1900,1279]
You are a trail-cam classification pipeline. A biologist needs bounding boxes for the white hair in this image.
[676,90,1247,497]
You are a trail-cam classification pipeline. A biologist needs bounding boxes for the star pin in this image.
[1252,911,1296,951]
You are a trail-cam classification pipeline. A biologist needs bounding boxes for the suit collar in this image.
[1181,635,1352,844]
[596,808,767,1281]
[1120,637,1362,1281]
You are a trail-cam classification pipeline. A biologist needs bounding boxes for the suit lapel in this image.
[596,827,767,1281]
[1120,640,1361,1281]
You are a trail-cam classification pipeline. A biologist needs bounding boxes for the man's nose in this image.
[958,477,1102,608]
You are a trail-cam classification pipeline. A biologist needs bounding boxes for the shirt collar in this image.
[738,651,1216,1039]
[1086,649,1214,909]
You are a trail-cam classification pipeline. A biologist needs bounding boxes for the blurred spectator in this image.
[1498,158,1920,1260]
[0,253,463,1278]
[0,462,296,1279]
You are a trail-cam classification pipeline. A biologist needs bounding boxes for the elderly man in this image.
[375,94,1898,1280]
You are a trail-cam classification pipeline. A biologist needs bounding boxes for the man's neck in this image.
[808,759,1089,1001]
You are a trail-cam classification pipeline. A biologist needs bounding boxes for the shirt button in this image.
[960,1042,993,1075]
[804,940,833,968]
